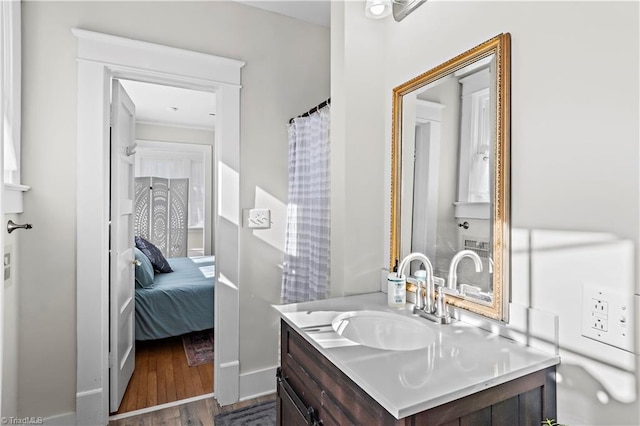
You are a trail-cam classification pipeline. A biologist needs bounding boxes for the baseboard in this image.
[216,360,240,406]
[43,412,76,426]
[239,365,277,401]
[76,387,106,425]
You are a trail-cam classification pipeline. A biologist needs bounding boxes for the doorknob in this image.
[126,143,137,156]
[7,220,33,234]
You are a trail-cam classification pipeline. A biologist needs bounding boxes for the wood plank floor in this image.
[109,394,277,426]
[114,334,213,415]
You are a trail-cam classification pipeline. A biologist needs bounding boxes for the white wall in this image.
[332,1,639,424]
[329,3,347,297]
[233,5,329,396]
[330,1,389,297]
[20,1,328,417]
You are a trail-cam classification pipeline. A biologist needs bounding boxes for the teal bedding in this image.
[135,256,214,341]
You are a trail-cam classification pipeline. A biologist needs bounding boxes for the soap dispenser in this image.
[387,272,406,308]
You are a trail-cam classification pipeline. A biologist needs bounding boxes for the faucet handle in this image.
[413,270,427,310]
[435,291,450,321]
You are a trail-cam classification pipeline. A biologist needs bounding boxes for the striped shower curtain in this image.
[281,106,330,303]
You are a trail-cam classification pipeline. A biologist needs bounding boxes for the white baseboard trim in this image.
[76,387,105,426]
[216,360,240,406]
[43,412,76,426]
[239,366,277,401]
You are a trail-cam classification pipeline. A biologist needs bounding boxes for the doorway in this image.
[110,79,216,416]
[74,29,244,426]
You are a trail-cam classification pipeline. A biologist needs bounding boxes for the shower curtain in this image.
[281,106,330,303]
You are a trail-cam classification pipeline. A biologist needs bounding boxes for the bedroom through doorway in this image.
[110,79,216,416]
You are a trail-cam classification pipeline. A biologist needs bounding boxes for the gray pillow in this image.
[134,247,155,288]
[135,236,173,273]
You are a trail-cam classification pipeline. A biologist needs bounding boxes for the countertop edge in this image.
[393,357,560,418]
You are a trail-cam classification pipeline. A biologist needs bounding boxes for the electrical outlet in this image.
[591,314,608,332]
[582,284,634,353]
[592,298,608,315]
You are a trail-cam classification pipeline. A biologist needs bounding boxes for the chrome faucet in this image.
[447,250,484,292]
[397,252,433,311]
[397,252,450,324]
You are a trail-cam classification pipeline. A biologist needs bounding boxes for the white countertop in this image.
[274,292,560,419]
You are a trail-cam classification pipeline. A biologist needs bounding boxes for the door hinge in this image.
[108,352,113,368]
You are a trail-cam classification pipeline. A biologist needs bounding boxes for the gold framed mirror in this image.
[390,33,511,321]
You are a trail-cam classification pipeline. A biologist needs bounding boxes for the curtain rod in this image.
[288,98,331,124]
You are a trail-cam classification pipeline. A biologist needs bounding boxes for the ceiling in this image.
[118,2,329,130]
[120,80,217,131]
[234,0,331,27]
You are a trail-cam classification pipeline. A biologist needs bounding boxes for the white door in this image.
[109,79,137,413]
[411,122,440,263]
[0,53,5,419]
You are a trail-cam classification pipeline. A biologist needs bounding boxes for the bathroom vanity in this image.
[274,33,537,425]
[275,293,559,425]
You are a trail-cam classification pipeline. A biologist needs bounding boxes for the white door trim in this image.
[73,28,244,426]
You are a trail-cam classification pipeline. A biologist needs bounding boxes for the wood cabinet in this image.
[277,320,556,426]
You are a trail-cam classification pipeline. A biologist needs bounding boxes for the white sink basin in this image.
[331,310,435,351]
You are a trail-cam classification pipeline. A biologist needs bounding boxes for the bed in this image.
[134,256,215,341]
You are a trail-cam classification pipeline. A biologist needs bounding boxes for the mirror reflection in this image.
[401,54,495,304]
[391,34,510,321]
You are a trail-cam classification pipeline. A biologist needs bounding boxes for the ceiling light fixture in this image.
[365,0,392,19]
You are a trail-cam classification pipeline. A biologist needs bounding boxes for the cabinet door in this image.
[277,376,318,426]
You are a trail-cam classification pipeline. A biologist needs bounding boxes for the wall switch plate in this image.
[581,284,634,353]
[244,208,271,229]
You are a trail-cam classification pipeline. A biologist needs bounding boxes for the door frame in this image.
[73,29,244,426]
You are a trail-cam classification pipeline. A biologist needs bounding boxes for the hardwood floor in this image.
[109,394,277,426]
[114,334,214,415]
